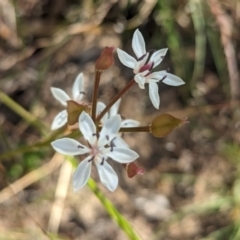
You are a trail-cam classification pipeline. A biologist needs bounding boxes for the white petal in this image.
[97,102,108,123]
[73,156,92,192]
[79,111,97,144]
[117,48,137,69]
[121,119,140,127]
[150,48,168,68]
[113,136,129,148]
[51,87,70,106]
[72,72,85,101]
[99,115,121,144]
[51,138,89,155]
[149,82,160,109]
[109,99,121,117]
[132,29,146,59]
[51,110,68,130]
[106,147,139,163]
[163,73,185,86]
[95,161,118,192]
[147,71,166,80]
[134,74,146,89]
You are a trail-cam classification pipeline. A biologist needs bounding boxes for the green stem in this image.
[0,91,48,134]
[119,126,150,133]
[91,71,102,122]
[87,178,141,240]
[97,79,135,121]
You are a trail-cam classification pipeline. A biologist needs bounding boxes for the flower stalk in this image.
[97,78,135,121]
[119,126,150,133]
[91,70,102,122]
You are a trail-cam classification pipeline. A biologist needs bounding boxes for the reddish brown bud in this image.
[95,46,115,71]
[123,162,144,178]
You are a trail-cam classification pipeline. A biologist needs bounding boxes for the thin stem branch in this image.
[97,78,135,121]
[119,126,150,133]
[91,70,102,122]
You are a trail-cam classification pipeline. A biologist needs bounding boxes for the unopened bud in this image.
[150,113,187,138]
[95,46,115,71]
[123,162,144,178]
[67,100,90,125]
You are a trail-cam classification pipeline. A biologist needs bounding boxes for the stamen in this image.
[138,53,147,61]
[166,68,170,72]
[92,132,100,138]
[160,75,167,82]
[106,135,109,141]
[139,62,154,73]
[80,91,86,95]
[88,156,94,162]
[147,49,156,53]
[100,157,105,165]
[78,145,84,148]
[110,141,114,151]
[149,62,154,71]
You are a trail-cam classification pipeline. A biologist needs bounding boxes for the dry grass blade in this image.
[47,160,73,234]
[0,153,64,205]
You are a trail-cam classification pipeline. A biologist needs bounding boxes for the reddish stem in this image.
[91,71,102,122]
[96,78,135,121]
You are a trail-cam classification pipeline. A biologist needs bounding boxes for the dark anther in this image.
[106,135,109,141]
[110,141,114,152]
[138,53,147,61]
[93,132,100,138]
[78,145,84,148]
[166,67,171,72]
[100,157,105,165]
[147,49,156,53]
[161,56,165,59]
[80,91,86,95]
[88,156,94,162]
[160,75,167,82]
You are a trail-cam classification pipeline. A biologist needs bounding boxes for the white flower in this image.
[50,73,85,130]
[117,29,185,109]
[97,99,140,148]
[51,111,139,192]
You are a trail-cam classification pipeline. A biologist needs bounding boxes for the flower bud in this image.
[95,46,115,71]
[67,100,90,125]
[150,113,188,138]
[123,162,144,178]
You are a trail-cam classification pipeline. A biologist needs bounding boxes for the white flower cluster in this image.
[50,29,185,192]
[117,29,185,109]
[52,111,139,192]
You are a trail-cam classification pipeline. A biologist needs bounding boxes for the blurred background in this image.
[1,0,240,239]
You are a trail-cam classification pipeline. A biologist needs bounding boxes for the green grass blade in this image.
[87,178,141,240]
